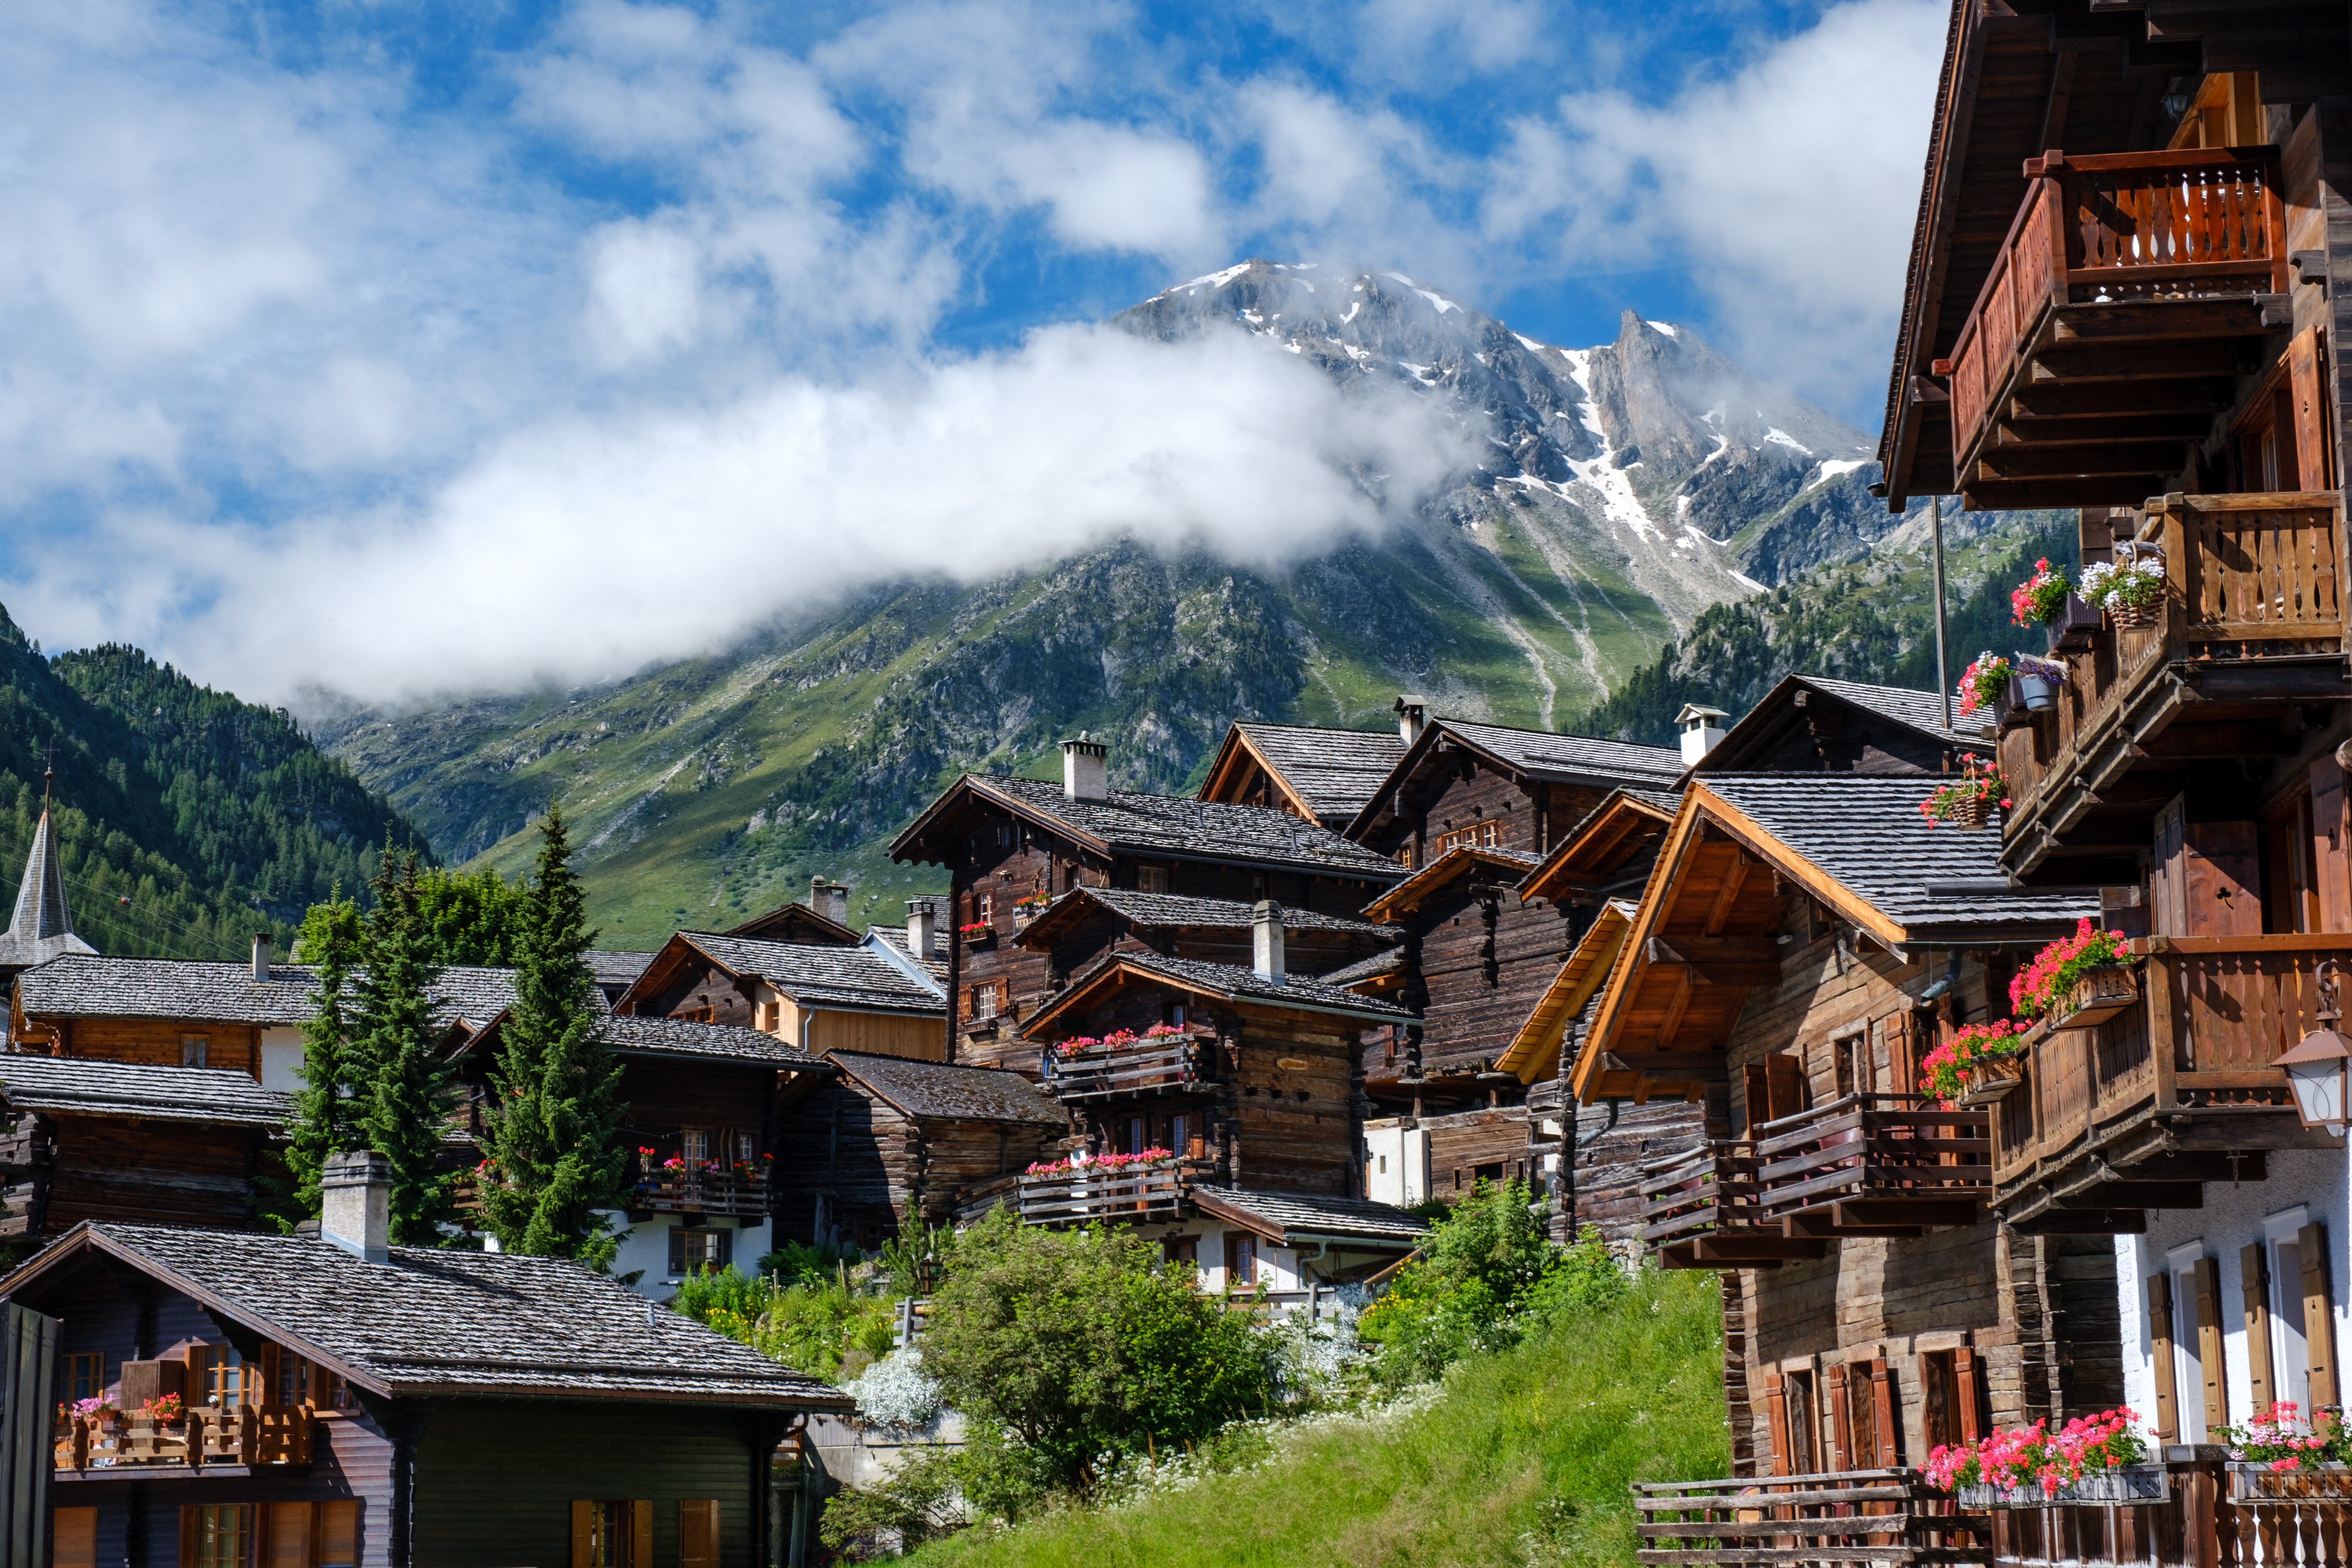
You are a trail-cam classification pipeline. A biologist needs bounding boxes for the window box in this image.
[1959,1053,2026,1105]
[960,925,996,949]
[2046,592,2105,654]
[1957,1465,2170,1508]
[2050,965,2138,1031]
[1993,679,2032,733]
[2227,1461,2352,1502]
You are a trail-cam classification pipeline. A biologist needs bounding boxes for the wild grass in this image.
[901,1265,1728,1568]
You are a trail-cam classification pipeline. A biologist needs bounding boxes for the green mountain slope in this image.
[0,607,426,959]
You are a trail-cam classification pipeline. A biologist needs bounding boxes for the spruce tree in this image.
[351,850,458,1246]
[477,805,628,1269]
[276,886,361,1228]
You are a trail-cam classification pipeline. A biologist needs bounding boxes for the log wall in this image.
[39,1019,261,1075]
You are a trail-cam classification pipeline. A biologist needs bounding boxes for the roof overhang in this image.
[1019,954,1407,1039]
[1195,725,1321,823]
[888,774,1110,868]
[1496,899,1638,1085]
[1186,1188,1423,1251]
[1363,845,1537,921]
[1518,791,1678,904]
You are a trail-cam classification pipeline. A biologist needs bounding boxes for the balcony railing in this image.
[1999,492,2345,875]
[1637,1141,1826,1269]
[1016,1157,1213,1227]
[1981,1454,2330,1568]
[1753,1094,1990,1237]
[1040,1034,1214,1103]
[1992,937,2345,1226]
[1635,1469,1988,1566]
[631,1164,768,1219]
[57,1405,314,1473]
[1932,147,2286,509]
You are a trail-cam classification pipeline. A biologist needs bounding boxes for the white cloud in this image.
[585,221,704,365]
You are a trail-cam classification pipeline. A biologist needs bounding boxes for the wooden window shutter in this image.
[2301,1220,2339,1410]
[2244,1242,2277,1415]
[570,1502,594,1568]
[180,1507,197,1568]
[2315,755,2352,934]
[678,1501,719,1568]
[2154,796,2188,936]
[2147,1273,2179,1439]
[1824,1363,1853,1470]
[53,1509,98,1568]
[1764,1054,1804,1125]
[318,1502,359,1568]
[2196,1256,2228,1432]
[263,1502,314,1568]
[1763,1369,1792,1476]
[2291,326,2333,492]
[1954,1346,1984,1444]
[1742,1063,1770,1134]
[1869,1359,1900,1467]
[630,1500,653,1568]
[1916,1353,1950,1453]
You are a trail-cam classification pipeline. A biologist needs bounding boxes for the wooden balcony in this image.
[1635,1469,1989,1566]
[631,1166,768,1220]
[1998,492,2347,880]
[1992,937,2344,1232]
[1933,147,2287,511]
[1637,1141,1827,1270]
[1016,1156,1213,1227]
[1041,1034,1215,1103]
[1754,1094,1991,1237]
[1983,1454,2338,1568]
[57,1405,314,1473]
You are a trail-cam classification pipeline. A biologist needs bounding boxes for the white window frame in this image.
[2167,1240,2210,1443]
[2266,1206,2314,1416]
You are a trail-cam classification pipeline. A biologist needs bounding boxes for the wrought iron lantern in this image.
[2276,960,2352,1133]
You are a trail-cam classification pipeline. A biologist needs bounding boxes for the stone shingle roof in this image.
[1226,723,1407,823]
[0,1055,290,1127]
[1314,948,1404,989]
[827,1051,1065,1126]
[678,934,945,1016]
[585,950,656,992]
[1033,887,1387,937]
[597,1014,828,1069]
[17,958,533,1030]
[1095,950,1414,1022]
[1189,1186,1428,1247]
[25,1222,848,1408]
[970,778,1405,880]
[1439,721,1683,787]
[1700,774,2099,936]
[1797,676,1988,749]
[0,809,95,972]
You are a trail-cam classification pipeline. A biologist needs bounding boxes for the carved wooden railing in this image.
[56,1405,313,1471]
[1637,1141,1767,1254]
[1041,1034,1214,1103]
[1985,1455,2352,1568]
[1016,1157,1212,1227]
[1753,1094,1990,1231]
[1937,147,2286,473]
[1636,1469,1989,1566]
[631,1163,768,1219]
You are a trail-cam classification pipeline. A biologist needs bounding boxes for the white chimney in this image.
[1676,703,1730,766]
[809,878,850,927]
[907,899,935,958]
[1252,900,1287,984]
[252,932,272,983]
[321,1149,391,1264]
[1395,694,1428,747]
[1062,733,1108,802]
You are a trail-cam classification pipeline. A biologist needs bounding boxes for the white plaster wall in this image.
[1365,1121,1430,1206]
[257,1026,304,1091]
[601,1211,775,1301]
[2115,1144,2352,1434]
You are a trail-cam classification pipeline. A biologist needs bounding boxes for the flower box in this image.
[2227,1461,2352,1502]
[2046,592,2104,654]
[1957,1465,2170,1509]
[2051,965,2138,1030]
[960,925,995,949]
[1959,1053,2026,1105]
[1993,680,2029,733]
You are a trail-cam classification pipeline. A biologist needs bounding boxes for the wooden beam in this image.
[2005,381,2229,419]
[1992,412,2216,445]
[1603,1051,1731,1077]
[2131,724,2300,762]
[1653,971,1696,1050]
[2032,339,2249,382]
[1702,858,1752,938]
[2054,1181,2205,1209]
[1962,478,2186,510]
[1970,441,2193,481]
[2048,298,2277,346]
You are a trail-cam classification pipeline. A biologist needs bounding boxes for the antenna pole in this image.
[1931,495,1953,734]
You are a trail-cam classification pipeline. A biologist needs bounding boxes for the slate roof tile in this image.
[973,778,1405,879]
[1038,887,1388,937]
[597,1014,828,1069]
[1313,948,1404,988]
[585,950,656,992]
[680,934,945,1015]
[1099,951,1414,1022]
[827,1052,1066,1126]
[1439,721,1683,786]
[1227,723,1407,821]
[17,958,534,1030]
[1191,1186,1428,1246]
[1796,676,1987,748]
[0,1055,290,1127]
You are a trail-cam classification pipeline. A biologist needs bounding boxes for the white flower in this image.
[842,1346,942,1431]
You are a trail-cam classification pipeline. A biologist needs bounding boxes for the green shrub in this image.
[758,1239,865,1285]
[668,1265,898,1381]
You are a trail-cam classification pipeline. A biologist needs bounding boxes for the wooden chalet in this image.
[1007,886,1393,999]
[886,737,1404,1072]
[0,1057,288,1248]
[723,879,860,947]
[1689,676,1989,778]
[771,1051,1065,1248]
[1193,718,1407,830]
[616,931,943,1059]
[11,1158,847,1568]
[0,803,94,986]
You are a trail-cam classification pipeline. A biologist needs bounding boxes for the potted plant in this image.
[2080,556,2167,630]
[1926,1407,2162,1507]
[1918,1018,2030,1106]
[2011,919,2139,1028]
[2219,1402,2352,1499]
[958,919,995,948]
[1957,653,2013,731]
[1011,890,1051,926]
[2013,654,2065,714]
[1919,759,2009,831]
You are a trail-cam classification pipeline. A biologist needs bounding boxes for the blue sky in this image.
[0,0,1945,705]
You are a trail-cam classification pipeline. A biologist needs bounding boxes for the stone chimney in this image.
[251,932,271,983]
[321,1149,391,1265]
[1062,733,1108,802]
[1252,900,1286,985]
[1394,695,1428,747]
[907,899,936,958]
[809,878,850,927]
[1676,703,1730,766]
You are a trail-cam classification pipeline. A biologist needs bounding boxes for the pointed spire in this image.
[10,804,72,946]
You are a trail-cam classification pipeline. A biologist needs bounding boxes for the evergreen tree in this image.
[275,882,362,1230]
[476,805,628,1269]
[350,850,458,1246]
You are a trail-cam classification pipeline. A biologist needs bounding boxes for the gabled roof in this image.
[723,901,859,946]
[1310,947,1404,992]
[1189,1186,1426,1249]
[482,1012,828,1070]
[585,950,656,993]
[1,1222,849,1409]
[16,958,530,1031]
[1692,674,1987,775]
[1195,722,1407,827]
[619,933,945,1019]
[1518,788,1681,904]
[1361,845,1542,922]
[1011,886,1388,950]
[1021,950,1413,1039]
[1496,900,1639,1085]
[0,807,93,972]
[826,1051,1065,1126]
[0,1055,291,1127]
[889,776,1406,882]
[1345,719,1681,840]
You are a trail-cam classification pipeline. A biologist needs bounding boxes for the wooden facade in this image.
[617,933,944,1063]
[1691,676,1986,779]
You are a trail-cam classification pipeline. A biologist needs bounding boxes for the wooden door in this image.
[2185,823,2262,936]
[2315,756,2351,932]
[2154,797,2188,936]
[678,1502,719,1568]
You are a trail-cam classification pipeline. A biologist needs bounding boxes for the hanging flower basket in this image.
[2047,592,2105,654]
[1950,794,1991,829]
[2051,965,2139,1030]
[1958,1465,2170,1509]
[1956,653,2013,726]
[1919,759,2009,832]
[2081,556,2166,630]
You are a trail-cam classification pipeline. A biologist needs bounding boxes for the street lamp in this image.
[2276,961,2352,1133]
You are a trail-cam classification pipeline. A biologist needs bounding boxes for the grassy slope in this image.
[906,1268,1727,1568]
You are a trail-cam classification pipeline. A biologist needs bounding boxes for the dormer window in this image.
[1138,865,1170,895]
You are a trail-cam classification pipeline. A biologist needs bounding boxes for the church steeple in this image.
[0,763,97,979]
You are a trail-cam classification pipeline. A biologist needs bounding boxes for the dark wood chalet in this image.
[616,932,943,1060]
[771,1052,1065,1248]
[1193,719,1407,830]
[0,805,95,987]
[887,738,1404,1072]
[9,1171,847,1568]
[0,1057,289,1249]
[723,880,860,947]
[1007,887,1394,1000]
[1342,706,1682,873]
[1690,676,1989,778]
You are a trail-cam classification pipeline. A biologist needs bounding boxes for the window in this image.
[62,1351,104,1404]
[968,984,1000,1021]
[1224,1232,1258,1287]
[731,1129,758,1165]
[977,892,994,924]
[1137,865,1170,894]
[190,1344,251,1408]
[681,1129,711,1165]
[2262,1212,2338,1418]
[1480,822,1499,849]
[678,1501,720,1568]
[275,1351,348,1411]
[1172,1114,1196,1159]
[181,1034,208,1068]
[53,1509,96,1568]
[570,1501,650,1568]
[1126,1117,1147,1155]
[185,1505,256,1568]
[1397,845,1415,870]
[670,1226,733,1276]
[1162,1235,1199,1266]
[1833,1032,1870,1097]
